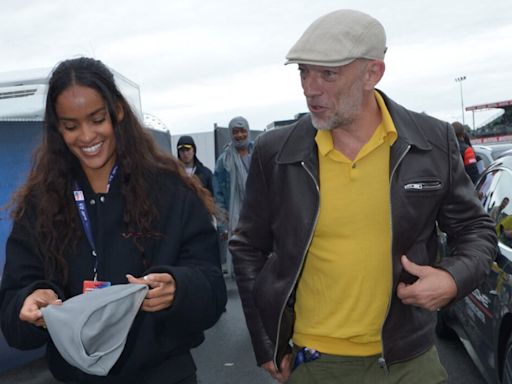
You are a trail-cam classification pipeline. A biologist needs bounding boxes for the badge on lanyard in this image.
[74,165,118,293]
[83,280,112,293]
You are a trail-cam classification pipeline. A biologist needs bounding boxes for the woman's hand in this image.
[19,289,62,328]
[126,273,176,312]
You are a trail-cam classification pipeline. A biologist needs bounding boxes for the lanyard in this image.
[73,165,118,281]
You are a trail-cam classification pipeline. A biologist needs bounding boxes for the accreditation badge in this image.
[83,280,112,293]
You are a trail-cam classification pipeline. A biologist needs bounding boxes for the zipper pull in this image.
[378,357,389,373]
[404,183,423,190]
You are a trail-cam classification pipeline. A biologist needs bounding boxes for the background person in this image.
[0,57,226,384]
[230,9,496,384]
[213,116,253,275]
[177,135,214,195]
[452,121,480,183]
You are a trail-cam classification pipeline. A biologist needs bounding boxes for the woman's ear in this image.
[116,103,125,122]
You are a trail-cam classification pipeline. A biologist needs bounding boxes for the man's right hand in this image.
[261,353,292,383]
[19,289,61,328]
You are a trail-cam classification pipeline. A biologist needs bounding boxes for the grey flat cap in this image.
[42,284,148,376]
[286,9,387,67]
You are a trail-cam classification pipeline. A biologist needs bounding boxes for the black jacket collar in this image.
[276,89,432,166]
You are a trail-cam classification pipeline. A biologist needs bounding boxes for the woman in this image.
[0,57,227,384]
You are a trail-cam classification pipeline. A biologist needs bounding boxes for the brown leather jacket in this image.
[229,91,497,369]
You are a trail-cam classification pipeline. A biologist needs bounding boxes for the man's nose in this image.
[302,74,322,98]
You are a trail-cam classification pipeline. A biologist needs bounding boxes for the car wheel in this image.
[503,335,512,384]
[435,310,456,339]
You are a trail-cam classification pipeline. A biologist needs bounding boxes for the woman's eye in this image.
[93,117,106,124]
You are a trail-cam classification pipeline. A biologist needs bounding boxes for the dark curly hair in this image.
[10,57,215,283]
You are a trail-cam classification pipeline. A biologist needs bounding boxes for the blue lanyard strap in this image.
[73,165,118,280]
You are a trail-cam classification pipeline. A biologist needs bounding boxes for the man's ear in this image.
[116,103,125,122]
[366,60,385,89]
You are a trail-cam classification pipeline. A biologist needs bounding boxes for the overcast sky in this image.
[2,0,511,134]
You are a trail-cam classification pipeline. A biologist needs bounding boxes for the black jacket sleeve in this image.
[0,210,65,350]
[145,188,227,333]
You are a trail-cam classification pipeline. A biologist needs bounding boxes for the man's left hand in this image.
[396,255,457,311]
[126,273,176,312]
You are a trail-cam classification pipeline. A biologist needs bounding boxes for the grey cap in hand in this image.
[42,284,148,376]
[285,9,387,67]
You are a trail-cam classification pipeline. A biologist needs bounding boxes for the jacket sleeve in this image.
[229,141,276,365]
[145,189,227,334]
[213,154,229,213]
[436,124,497,300]
[0,211,64,350]
[206,170,214,197]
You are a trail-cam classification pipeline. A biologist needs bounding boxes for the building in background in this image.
[467,99,512,143]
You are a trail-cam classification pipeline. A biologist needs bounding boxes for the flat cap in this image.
[285,9,387,67]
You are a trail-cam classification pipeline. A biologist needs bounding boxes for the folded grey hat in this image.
[285,9,387,67]
[42,284,148,376]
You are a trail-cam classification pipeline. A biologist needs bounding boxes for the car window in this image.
[483,170,512,247]
[476,170,499,209]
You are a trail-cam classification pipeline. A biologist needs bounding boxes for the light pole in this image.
[454,76,466,124]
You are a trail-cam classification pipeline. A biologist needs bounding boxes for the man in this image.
[213,116,253,274]
[177,135,214,195]
[230,9,496,384]
[451,121,480,183]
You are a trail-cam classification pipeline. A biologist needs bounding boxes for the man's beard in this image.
[311,113,355,131]
[233,139,249,149]
[310,90,363,131]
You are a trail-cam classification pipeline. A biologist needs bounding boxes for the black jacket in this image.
[0,168,227,384]
[230,91,497,369]
[457,139,480,184]
[194,159,214,195]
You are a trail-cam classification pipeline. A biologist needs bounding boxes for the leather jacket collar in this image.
[276,90,433,172]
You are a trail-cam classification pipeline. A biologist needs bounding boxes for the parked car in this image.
[473,143,512,169]
[436,154,512,384]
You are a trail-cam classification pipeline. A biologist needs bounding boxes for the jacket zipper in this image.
[273,161,320,368]
[404,181,442,191]
[378,144,411,372]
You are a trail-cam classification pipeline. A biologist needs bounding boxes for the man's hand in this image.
[126,273,176,312]
[261,353,292,383]
[20,289,62,328]
[396,255,458,311]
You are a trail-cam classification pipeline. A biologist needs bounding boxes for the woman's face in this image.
[56,84,118,183]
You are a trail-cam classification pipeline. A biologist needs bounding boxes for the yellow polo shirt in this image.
[293,92,397,356]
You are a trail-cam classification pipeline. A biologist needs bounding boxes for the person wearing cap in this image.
[230,9,496,384]
[0,57,227,384]
[213,116,253,273]
[177,135,214,195]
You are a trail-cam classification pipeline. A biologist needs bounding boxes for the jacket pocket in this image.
[403,179,442,192]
